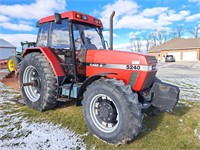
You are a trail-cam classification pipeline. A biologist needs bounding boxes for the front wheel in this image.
[19,52,57,111]
[82,78,143,145]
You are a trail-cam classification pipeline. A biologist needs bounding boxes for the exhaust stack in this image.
[109,11,115,50]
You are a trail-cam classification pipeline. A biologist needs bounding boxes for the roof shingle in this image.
[149,38,200,53]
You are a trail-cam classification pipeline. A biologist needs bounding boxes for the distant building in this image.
[149,38,200,61]
[0,38,16,60]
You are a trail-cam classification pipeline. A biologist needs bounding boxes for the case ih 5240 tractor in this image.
[19,11,179,144]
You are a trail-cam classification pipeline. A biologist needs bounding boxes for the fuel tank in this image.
[86,50,157,91]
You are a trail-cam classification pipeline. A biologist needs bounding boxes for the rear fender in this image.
[23,47,64,77]
[76,72,117,106]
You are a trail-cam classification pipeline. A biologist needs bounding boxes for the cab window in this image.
[37,23,49,46]
[49,19,70,49]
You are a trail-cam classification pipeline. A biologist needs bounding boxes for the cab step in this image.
[57,97,70,102]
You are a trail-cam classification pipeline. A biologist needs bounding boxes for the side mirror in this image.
[36,21,40,27]
[54,13,62,24]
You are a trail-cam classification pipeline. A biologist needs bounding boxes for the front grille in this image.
[142,71,156,90]
[147,56,157,64]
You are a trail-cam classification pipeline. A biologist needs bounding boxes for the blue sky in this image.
[0,0,200,51]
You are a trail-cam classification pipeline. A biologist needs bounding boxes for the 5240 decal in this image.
[126,65,141,70]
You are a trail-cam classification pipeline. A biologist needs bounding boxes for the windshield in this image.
[73,23,105,50]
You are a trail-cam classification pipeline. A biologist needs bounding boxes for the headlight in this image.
[148,64,157,71]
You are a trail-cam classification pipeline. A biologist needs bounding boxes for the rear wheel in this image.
[82,78,143,145]
[19,52,57,111]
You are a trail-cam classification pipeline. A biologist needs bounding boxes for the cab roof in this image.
[39,11,103,27]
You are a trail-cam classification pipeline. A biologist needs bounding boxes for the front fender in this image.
[76,72,117,106]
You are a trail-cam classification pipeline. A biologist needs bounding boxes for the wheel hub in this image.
[97,100,117,123]
[33,77,41,89]
[23,66,41,102]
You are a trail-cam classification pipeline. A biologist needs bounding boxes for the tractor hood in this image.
[86,50,157,70]
[86,50,158,91]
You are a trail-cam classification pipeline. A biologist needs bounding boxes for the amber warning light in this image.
[75,13,88,20]
[94,19,101,25]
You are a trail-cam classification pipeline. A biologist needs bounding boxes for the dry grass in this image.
[16,100,200,150]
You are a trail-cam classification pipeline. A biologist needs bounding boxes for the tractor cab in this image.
[35,11,106,82]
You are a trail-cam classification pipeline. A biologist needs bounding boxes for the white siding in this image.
[183,51,197,61]
[0,48,15,60]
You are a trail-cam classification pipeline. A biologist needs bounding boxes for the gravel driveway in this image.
[157,61,200,101]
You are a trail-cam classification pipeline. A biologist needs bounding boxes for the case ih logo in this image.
[89,63,106,67]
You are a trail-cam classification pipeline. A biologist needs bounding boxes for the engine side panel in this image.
[86,50,157,91]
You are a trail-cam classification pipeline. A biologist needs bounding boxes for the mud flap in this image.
[150,81,180,111]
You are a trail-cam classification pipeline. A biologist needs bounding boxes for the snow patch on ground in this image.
[160,78,200,101]
[0,83,86,150]
[194,129,200,140]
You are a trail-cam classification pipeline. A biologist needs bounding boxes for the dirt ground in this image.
[0,72,19,90]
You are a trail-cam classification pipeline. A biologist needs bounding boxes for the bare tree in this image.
[170,25,184,38]
[176,25,184,37]
[170,28,177,38]
[157,30,169,44]
[149,31,157,46]
[188,24,200,38]
[142,34,151,51]
[136,37,142,52]
[129,36,142,52]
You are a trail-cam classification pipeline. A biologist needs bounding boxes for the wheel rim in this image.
[8,59,14,71]
[90,94,119,133]
[23,66,41,102]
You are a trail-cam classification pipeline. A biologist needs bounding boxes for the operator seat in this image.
[84,37,97,50]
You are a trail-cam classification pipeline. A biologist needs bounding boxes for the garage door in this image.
[168,52,181,61]
[183,51,197,61]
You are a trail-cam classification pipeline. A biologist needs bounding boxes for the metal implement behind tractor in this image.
[7,41,36,73]
[19,11,180,145]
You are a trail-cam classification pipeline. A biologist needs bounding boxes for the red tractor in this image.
[19,11,179,144]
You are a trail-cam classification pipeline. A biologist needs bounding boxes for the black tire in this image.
[19,52,57,111]
[7,56,21,72]
[82,78,143,145]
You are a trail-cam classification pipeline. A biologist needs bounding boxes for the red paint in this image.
[23,47,64,77]
[86,50,157,91]
[39,11,102,27]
